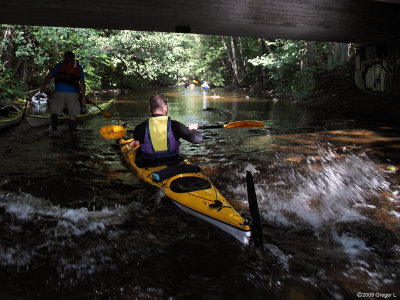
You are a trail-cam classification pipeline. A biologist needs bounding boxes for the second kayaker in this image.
[133,93,202,166]
[40,51,86,132]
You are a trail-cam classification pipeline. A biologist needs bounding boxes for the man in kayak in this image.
[133,93,202,166]
[201,81,209,91]
[40,51,86,131]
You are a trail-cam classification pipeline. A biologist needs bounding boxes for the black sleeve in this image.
[172,120,203,144]
[133,121,147,143]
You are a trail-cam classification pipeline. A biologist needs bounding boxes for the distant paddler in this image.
[201,81,209,91]
[210,89,220,99]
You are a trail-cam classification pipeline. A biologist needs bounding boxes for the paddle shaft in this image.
[87,99,103,112]
[199,124,224,129]
[246,171,263,247]
[199,120,264,129]
[100,120,264,139]
[22,98,29,120]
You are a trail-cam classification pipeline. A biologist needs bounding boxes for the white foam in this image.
[244,164,259,175]
[0,192,127,231]
[0,245,31,267]
[0,190,129,268]
[247,150,395,228]
[389,210,400,219]
[333,233,371,256]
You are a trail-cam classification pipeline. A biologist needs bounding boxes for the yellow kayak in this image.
[119,139,252,244]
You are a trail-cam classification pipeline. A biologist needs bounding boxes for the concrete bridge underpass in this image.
[1,0,400,95]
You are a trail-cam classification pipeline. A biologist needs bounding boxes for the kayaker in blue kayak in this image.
[201,81,209,91]
[133,93,202,166]
[40,51,86,131]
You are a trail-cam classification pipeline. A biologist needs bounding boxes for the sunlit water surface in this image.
[0,87,399,299]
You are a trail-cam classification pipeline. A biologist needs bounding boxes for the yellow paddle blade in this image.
[223,120,264,128]
[102,111,112,118]
[100,125,126,139]
[193,80,198,84]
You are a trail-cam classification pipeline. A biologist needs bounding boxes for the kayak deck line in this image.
[119,139,252,244]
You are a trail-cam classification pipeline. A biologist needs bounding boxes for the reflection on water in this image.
[0,87,399,298]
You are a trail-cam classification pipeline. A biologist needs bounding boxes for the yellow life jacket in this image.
[141,116,180,158]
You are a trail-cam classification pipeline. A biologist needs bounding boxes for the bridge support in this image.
[355,40,400,96]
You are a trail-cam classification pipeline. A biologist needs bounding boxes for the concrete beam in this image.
[1,0,400,43]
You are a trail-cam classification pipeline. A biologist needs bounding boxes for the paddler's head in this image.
[149,94,168,116]
[64,51,75,62]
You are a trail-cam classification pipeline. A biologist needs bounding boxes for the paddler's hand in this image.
[188,123,199,130]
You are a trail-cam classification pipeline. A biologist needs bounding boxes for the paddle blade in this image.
[102,111,112,118]
[224,120,264,128]
[246,171,263,247]
[100,125,126,139]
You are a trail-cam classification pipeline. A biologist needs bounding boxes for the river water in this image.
[0,87,399,299]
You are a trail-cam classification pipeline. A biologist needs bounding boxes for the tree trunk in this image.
[305,41,316,67]
[221,36,239,85]
[1,26,15,71]
[257,38,268,89]
[237,37,248,74]
[230,37,239,83]
[300,42,305,71]
[12,58,23,77]
[334,43,348,64]
[22,58,30,83]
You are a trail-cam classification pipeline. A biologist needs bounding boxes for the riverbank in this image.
[287,62,400,125]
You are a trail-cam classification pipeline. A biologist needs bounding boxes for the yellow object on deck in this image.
[100,124,126,139]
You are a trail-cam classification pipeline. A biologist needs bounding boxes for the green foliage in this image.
[95,31,198,86]
[1,26,28,101]
[0,70,27,102]
[190,35,226,86]
[0,24,350,101]
[248,40,341,99]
